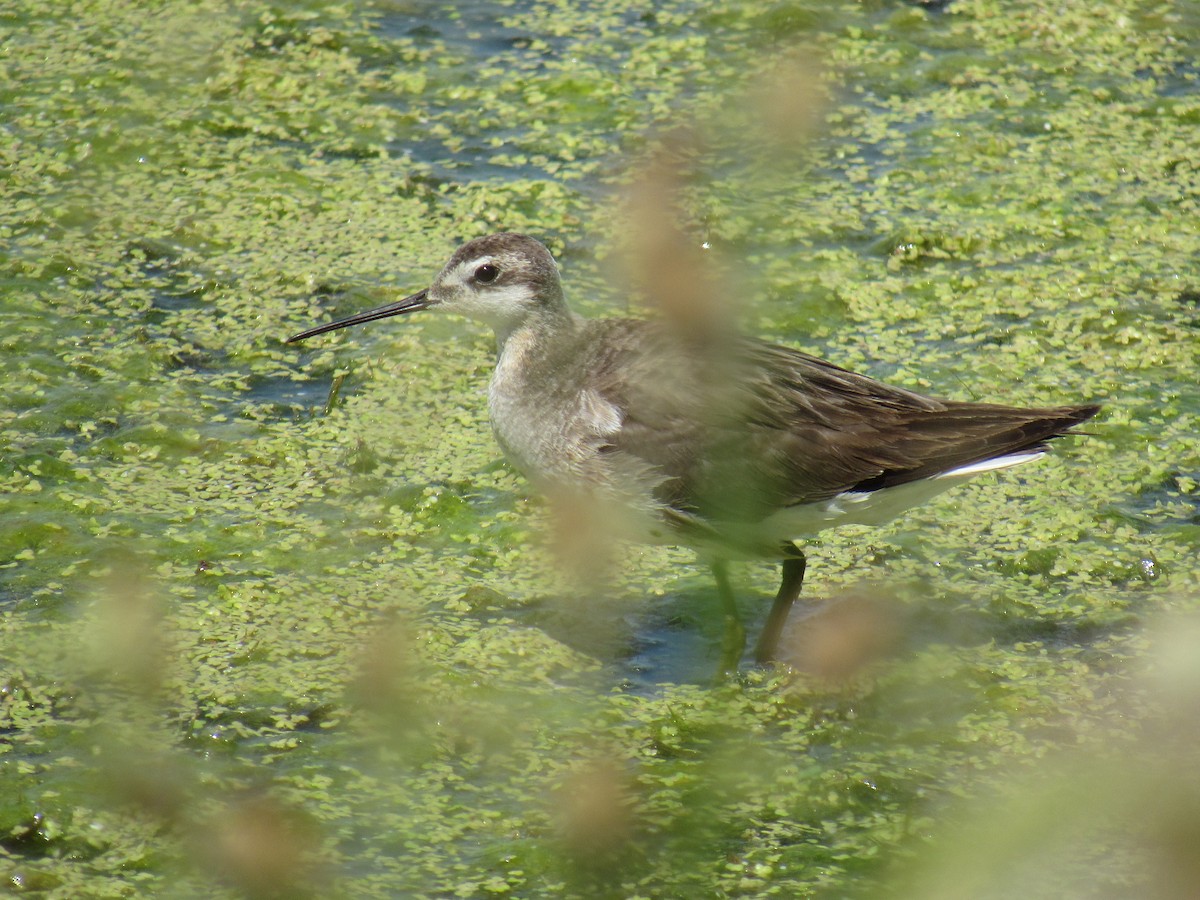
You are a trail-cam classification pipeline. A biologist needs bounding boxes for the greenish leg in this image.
[710,560,745,676]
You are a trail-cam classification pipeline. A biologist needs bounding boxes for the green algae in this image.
[2,0,1199,896]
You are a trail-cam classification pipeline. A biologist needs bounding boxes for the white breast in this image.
[488,327,622,484]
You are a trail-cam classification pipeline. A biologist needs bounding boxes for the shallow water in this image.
[2,0,1198,896]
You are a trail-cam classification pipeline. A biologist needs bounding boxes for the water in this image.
[1,0,1198,896]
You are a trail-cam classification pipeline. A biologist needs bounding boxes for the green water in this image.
[2,0,1198,896]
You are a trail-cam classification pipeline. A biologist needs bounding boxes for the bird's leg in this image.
[754,543,807,664]
[710,560,745,674]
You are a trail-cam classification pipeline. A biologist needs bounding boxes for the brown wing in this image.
[582,318,1099,522]
[742,342,1100,495]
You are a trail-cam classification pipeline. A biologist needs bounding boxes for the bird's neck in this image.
[492,300,579,355]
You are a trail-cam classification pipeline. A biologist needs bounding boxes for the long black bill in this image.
[286,289,431,343]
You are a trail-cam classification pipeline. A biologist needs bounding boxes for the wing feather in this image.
[577,318,1098,522]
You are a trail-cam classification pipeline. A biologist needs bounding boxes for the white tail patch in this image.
[937,450,1045,479]
[754,449,1049,541]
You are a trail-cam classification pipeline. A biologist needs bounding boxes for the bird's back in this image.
[571,317,1098,529]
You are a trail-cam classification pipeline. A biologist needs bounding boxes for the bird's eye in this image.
[474,264,500,284]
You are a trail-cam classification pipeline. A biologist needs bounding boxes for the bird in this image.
[287,232,1100,672]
